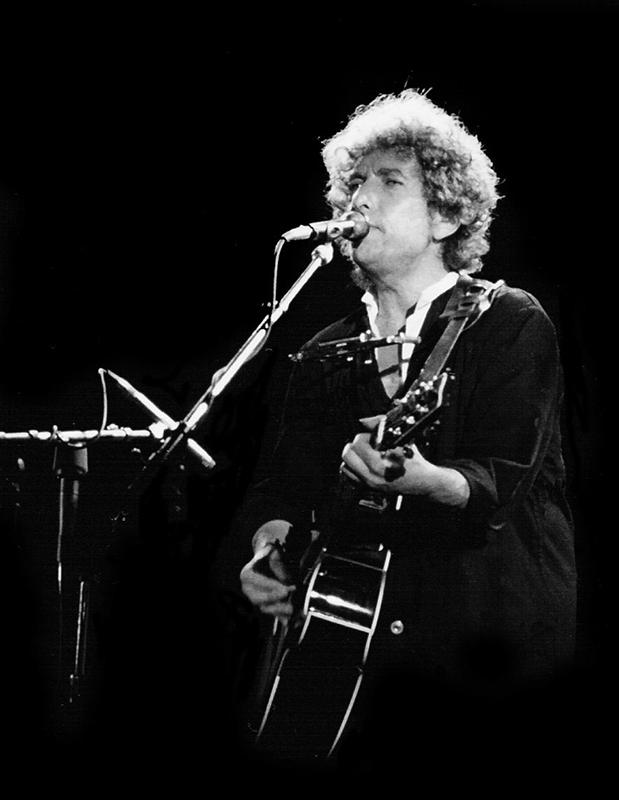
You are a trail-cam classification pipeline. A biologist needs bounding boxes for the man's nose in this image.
[351,181,373,213]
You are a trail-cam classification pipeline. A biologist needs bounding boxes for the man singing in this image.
[239,89,576,772]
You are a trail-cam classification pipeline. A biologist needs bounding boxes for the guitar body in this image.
[250,373,449,764]
[254,542,390,762]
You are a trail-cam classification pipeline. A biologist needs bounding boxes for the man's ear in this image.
[431,213,460,242]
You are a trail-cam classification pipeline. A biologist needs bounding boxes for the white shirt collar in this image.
[361,270,459,338]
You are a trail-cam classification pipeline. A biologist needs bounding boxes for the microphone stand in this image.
[0,423,211,706]
[0,240,333,710]
[82,242,333,731]
[52,442,89,704]
[122,242,334,500]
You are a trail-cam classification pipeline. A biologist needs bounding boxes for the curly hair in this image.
[321,89,501,276]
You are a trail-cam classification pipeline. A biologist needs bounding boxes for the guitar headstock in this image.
[374,371,450,452]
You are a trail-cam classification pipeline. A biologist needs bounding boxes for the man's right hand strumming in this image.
[240,520,296,620]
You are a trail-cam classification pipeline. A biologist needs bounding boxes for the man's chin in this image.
[350,245,378,273]
[350,240,368,263]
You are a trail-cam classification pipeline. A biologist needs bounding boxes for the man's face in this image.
[347,148,437,277]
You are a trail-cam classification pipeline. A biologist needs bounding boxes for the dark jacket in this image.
[243,283,576,690]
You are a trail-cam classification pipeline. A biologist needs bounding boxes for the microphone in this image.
[281,210,369,243]
[103,369,216,470]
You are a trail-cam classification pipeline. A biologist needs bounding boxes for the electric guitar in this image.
[252,370,450,762]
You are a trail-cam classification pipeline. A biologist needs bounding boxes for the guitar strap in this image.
[413,271,504,387]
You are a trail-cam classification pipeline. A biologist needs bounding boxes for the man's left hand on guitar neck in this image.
[340,415,471,509]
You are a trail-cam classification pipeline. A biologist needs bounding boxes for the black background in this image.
[0,1,614,786]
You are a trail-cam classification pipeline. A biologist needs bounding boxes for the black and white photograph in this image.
[1,1,613,788]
